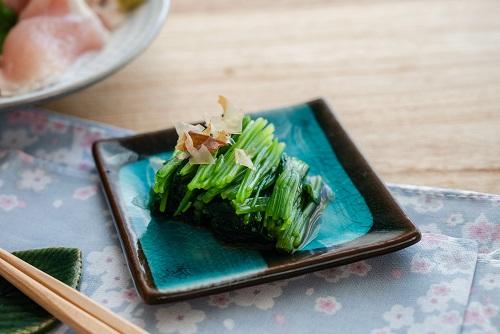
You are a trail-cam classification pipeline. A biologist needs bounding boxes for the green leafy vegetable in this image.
[0,0,16,53]
[151,115,333,253]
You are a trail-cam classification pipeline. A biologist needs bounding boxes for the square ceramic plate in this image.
[93,99,421,304]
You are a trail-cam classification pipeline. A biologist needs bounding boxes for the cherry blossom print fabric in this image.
[0,108,499,334]
[391,186,500,334]
[0,109,131,172]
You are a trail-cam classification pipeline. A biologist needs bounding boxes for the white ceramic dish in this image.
[0,0,170,110]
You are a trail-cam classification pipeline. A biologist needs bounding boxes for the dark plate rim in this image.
[92,98,421,304]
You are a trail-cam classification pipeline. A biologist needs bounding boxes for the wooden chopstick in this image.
[0,248,148,334]
[0,256,118,334]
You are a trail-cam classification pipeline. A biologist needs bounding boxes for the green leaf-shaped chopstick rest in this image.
[0,248,82,334]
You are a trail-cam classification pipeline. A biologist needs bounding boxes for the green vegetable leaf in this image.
[118,0,144,11]
[150,113,333,254]
[0,0,17,53]
[0,248,82,334]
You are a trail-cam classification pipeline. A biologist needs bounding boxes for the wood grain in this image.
[44,0,500,194]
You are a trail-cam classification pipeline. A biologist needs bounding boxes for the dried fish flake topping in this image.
[174,96,246,165]
[210,95,244,134]
[235,148,255,170]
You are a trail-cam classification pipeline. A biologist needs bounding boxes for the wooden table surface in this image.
[45,0,500,194]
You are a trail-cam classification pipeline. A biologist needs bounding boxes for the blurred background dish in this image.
[0,0,170,110]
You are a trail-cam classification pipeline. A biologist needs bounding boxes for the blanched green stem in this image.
[175,117,276,214]
[235,139,285,203]
[210,120,274,188]
[152,156,185,212]
[275,207,303,252]
[235,197,269,215]
[292,202,317,246]
[187,117,275,191]
[264,155,310,252]
[179,161,198,176]
[304,175,324,204]
[174,189,195,216]
[199,171,245,203]
[276,177,332,253]
[265,156,309,222]
[153,157,183,193]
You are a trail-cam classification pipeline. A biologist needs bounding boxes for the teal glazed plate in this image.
[93,99,421,304]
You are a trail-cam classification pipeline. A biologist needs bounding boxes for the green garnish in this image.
[150,99,333,253]
[117,0,144,11]
[0,0,16,53]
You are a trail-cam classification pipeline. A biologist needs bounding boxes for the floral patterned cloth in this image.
[0,109,499,334]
